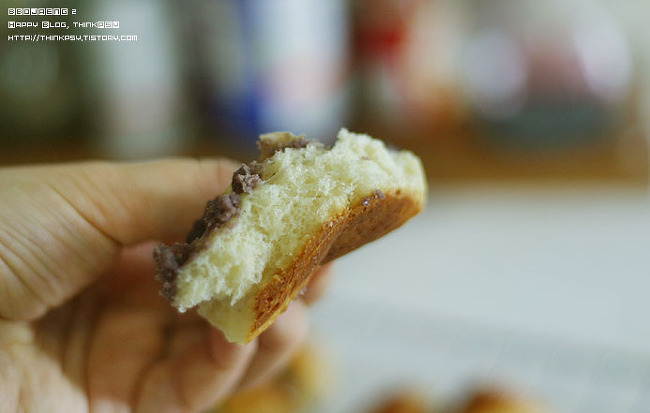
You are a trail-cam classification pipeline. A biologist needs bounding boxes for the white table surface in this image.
[310,184,650,413]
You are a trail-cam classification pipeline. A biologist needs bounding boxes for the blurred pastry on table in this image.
[360,387,556,413]
[363,390,433,413]
[212,342,333,413]
[455,389,555,413]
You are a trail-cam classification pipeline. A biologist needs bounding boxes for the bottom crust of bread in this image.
[235,189,421,343]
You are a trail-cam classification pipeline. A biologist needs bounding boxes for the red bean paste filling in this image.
[154,137,313,302]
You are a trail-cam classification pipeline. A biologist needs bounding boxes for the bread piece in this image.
[154,129,427,344]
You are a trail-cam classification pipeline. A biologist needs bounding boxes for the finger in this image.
[135,329,257,413]
[40,158,239,245]
[0,159,238,320]
[87,305,168,413]
[301,263,334,305]
[106,242,160,298]
[237,300,309,391]
[166,321,208,358]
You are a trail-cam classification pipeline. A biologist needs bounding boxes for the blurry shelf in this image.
[2,124,648,188]
[353,118,649,187]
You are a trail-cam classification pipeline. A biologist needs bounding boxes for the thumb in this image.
[0,158,238,320]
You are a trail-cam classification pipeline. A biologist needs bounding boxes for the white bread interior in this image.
[173,128,427,343]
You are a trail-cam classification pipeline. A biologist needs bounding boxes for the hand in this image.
[0,159,331,413]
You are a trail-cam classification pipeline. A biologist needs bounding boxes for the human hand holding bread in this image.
[0,129,426,412]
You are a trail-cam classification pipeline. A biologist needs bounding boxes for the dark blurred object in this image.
[185,0,350,156]
[0,0,87,148]
[0,0,188,160]
[461,0,633,150]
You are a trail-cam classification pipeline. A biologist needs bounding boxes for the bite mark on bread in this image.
[154,133,315,305]
[153,129,427,343]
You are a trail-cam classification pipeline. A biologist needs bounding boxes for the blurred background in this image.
[3,0,650,412]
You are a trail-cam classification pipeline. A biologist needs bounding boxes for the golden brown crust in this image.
[246,190,422,342]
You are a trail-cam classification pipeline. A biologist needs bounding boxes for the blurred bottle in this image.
[83,0,188,159]
[352,0,469,138]
[185,0,350,155]
[460,0,633,150]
